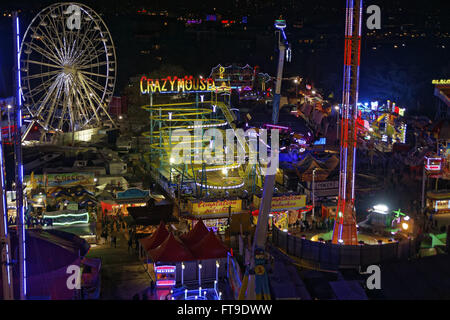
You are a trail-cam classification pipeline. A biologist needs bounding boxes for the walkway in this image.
[85,225,152,300]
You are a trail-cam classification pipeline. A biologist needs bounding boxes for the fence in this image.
[272,227,418,270]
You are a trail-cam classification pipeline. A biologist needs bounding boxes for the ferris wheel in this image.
[19,2,116,141]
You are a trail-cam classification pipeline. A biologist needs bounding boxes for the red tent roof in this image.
[139,221,169,251]
[189,231,229,260]
[180,219,209,247]
[148,233,195,262]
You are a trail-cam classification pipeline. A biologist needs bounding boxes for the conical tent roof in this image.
[189,231,229,260]
[325,154,339,170]
[180,219,209,246]
[148,233,195,262]
[297,153,314,167]
[139,221,169,251]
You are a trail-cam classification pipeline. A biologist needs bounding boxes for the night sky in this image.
[0,0,449,116]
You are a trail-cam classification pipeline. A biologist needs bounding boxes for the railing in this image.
[272,227,419,270]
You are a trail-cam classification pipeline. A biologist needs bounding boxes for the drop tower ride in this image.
[332,0,363,245]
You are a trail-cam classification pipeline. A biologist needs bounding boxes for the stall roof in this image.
[128,202,177,226]
[148,233,195,262]
[180,219,210,247]
[139,221,169,251]
[189,230,229,260]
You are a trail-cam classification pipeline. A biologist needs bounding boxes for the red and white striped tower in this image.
[332,0,363,245]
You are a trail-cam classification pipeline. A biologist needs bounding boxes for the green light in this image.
[393,209,405,218]
[43,212,89,226]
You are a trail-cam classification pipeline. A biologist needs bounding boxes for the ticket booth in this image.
[155,264,177,287]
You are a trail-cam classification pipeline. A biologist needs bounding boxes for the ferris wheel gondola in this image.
[19,2,117,141]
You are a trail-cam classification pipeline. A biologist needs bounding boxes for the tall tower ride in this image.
[332,0,363,245]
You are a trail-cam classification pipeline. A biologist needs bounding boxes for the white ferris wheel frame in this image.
[19,2,117,141]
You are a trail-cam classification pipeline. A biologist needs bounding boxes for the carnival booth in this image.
[99,188,151,216]
[184,198,242,234]
[251,193,307,230]
[127,200,176,235]
[321,202,337,219]
[427,190,450,214]
[139,220,228,300]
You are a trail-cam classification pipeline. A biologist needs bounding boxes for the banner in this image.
[252,194,306,212]
[188,199,242,215]
[25,172,95,188]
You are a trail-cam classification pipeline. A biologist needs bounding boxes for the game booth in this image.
[127,199,176,235]
[182,198,243,234]
[427,190,450,214]
[251,194,307,230]
[139,220,228,300]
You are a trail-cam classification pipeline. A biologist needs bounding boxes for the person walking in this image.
[135,236,139,252]
[128,237,133,253]
[150,280,155,294]
[112,235,117,248]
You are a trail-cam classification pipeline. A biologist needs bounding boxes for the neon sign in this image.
[140,75,217,94]
[216,66,231,92]
[432,79,450,85]
[155,265,176,287]
[155,265,176,273]
[43,212,89,226]
[424,156,442,172]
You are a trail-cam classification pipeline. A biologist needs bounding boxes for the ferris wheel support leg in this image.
[21,120,35,142]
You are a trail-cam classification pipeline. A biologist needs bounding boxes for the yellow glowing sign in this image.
[215,66,231,92]
[432,79,450,85]
[188,199,242,215]
[140,75,217,94]
[252,194,306,212]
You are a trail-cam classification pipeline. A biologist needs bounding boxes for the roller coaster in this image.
[142,91,264,197]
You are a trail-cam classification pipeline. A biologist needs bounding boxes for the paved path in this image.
[86,226,152,300]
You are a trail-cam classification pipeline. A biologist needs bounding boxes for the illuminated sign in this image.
[140,75,217,94]
[432,79,450,85]
[156,280,176,287]
[155,265,176,287]
[424,157,442,172]
[215,66,231,92]
[252,194,306,212]
[434,200,450,212]
[314,137,326,145]
[400,123,407,143]
[188,199,242,215]
[155,265,176,273]
[43,211,89,226]
[186,19,202,24]
[25,172,95,188]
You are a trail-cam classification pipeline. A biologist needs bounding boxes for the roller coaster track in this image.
[215,102,263,186]
[141,99,263,189]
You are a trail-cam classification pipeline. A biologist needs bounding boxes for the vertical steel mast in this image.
[13,11,27,299]
[332,0,362,245]
[0,110,13,299]
[253,19,290,255]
